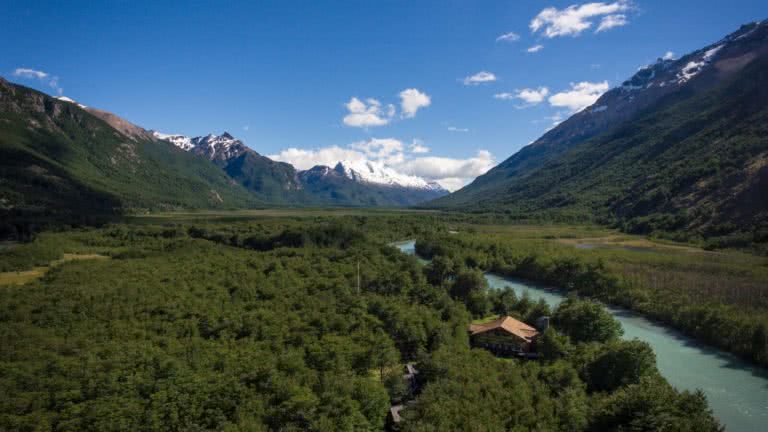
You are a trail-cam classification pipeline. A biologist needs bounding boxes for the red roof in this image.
[469,316,539,342]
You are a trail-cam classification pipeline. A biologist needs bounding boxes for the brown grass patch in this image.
[0,253,109,286]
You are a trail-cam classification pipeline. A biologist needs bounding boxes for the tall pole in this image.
[357,259,360,295]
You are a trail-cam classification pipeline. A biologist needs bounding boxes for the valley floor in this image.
[1,210,764,431]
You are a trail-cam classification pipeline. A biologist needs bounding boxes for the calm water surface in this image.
[394,240,768,432]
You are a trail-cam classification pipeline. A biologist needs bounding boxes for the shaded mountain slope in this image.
[430,21,768,245]
[0,78,258,234]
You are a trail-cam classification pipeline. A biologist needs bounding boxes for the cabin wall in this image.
[470,329,530,353]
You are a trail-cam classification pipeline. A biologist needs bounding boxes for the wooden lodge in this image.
[468,316,540,357]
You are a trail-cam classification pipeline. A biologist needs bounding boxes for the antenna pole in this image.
[357,259,361,295]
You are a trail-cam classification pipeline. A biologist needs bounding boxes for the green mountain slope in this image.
[0,78,258,233]
[430,21,768,246]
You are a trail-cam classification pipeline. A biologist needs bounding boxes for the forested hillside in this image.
[430,21,768,249]
[0,78,259,237]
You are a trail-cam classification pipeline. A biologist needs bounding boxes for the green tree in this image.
[490,286,518,316]
[585,340,657,392]
[450,269,489,317]
[553,298,623,344]
[426,255,455,286]
[539,328,570,361]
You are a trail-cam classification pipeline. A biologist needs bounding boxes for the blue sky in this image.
[2,1,764,189]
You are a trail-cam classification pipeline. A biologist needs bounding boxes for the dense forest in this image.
[0,215,722,431]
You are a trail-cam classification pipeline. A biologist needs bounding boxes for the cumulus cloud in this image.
[447,126,469,132]
[495,87,550,107]
[662,51,675,60]
[548,81,609,112]
[343,97,395,127]
[12,67,63,95]
[409,139,430,154]
[527,44,544,53]
[350,137,404,163]
[395,150,496,190]
[596,14,628,33]
[399,88,431,118]
[496,31,520,42]
[270,138,496,191]
[530,1,632,38]
[269,146,366,170]
[463,71,497,85]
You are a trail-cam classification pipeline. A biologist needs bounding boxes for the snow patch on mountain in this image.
[153,132,195,151]
[153,131,246,160]
[334,160,446,191]
[54,96,87,109]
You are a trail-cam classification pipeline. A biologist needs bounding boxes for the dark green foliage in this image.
[584,340,658,392]
[539,327,570,361]
[0,219,464,431]
[553,298,624,344]
[489,286,518,316]
[589,378,722,432]
[449,269,489,317]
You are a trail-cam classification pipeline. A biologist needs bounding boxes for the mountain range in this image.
[0,80,447,233]
[150,131,448,206]
[1,20,766,246]
[429,20,768,246]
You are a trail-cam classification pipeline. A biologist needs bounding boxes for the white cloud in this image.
[447,126,469,132]
[395,150,496,190]
[350,137,404,163]
[399,88,431,118]
[548,81,609,112]
[270,145,367,170]
[343,97,395,127]
[527,44,544,53]
[595,14,628,33]
[433,177,470,192]
[496,32,520,42]
[270,138,496,192]
[662,51,675,60]
[463,71,497,85]
[12,67,63,95]
[496,87,550,107]
[13,68,48,79]
[409,139,430,154]
[530,1,632,38]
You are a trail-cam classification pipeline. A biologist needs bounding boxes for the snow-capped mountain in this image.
[432,18,768,230]
[585,19,767,124]
[153,131,247,161]
[153,131,447,206]
[153,131,447,193]
[333,160,447,192]
[152,132,195,151]
[469,19,768,184]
